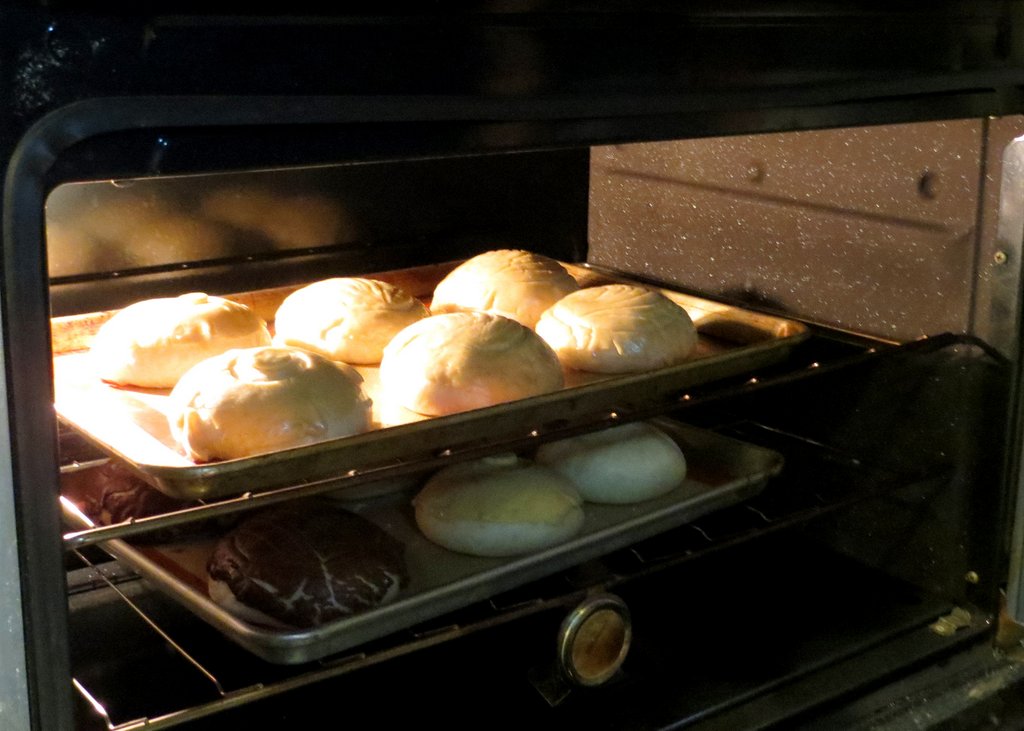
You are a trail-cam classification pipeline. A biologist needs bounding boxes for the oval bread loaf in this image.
[274,277,429,364]
[535,421,687,504]
[430,249,579,328]
[535,283,697,373]
[413,453,584,556]
[379,311,564,416]
[168,346,372,462]
[90,293,271,389]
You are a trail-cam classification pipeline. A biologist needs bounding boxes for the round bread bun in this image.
[379,311,564,416]
[90,293,272,388]
[413,453,584,556]
[273,277,429,364]
[167,346,372,462]
[207,498,407,628]
[430,249,580,328]
[535,422,687,504]
[535,284,698,373]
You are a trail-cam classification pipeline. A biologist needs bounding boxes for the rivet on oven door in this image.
[556,592,632,688]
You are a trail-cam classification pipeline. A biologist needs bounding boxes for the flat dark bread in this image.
[207,500,407,628]
[84,460,200,542]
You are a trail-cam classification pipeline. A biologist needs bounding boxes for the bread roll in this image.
[535,422,687,504]
[430,249,579,327]
[91,293,272,388]
[379,312,564,416]
[207,498,407,628]
[535,284,698,373]
[168,346,372,462]
[81,460,198,542]
[413,453,584,556]
[273,277,429,364]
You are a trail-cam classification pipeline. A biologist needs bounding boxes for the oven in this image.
[4,4,1024,730]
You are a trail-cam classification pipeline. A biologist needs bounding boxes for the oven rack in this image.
[58,328,884,550]
[67,418,948,731]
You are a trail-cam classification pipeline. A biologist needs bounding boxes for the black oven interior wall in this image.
[44,116,1023,730]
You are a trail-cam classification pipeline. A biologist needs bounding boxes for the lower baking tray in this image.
[51,260,807,501]
[60,419,783,665]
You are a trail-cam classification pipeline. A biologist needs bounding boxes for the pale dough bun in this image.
[91,293,272,388]
[535,421,687,504]
[413,453,584,556]
[430,249,580,328]
[379,311,564,416]
[273,277,429,364]
[167,346,372,462]
[535,284,698,373]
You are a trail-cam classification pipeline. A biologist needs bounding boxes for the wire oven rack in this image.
[68,333,979,729]
[67,424,950,728]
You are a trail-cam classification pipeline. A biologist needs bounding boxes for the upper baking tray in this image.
[60,419,783,665]
[52,260,808,500]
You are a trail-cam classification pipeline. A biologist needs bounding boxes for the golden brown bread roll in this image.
[378,312,564,416]
[167,346,372,462]
[90,293,272,389]
[430,249,579,328]
[534,421,687,504]
[273,277,429,364]
[535,284,698,373]
[413,453,584,556]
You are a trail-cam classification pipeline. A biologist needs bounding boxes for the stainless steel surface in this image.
[51,262,806,503]
[61,420,782,665]
[979,128,1024,359]
[999,134,1024,625]
[0,334,30,728]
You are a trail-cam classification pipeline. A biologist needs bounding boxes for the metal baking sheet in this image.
[52,260,807,500]
[60,419,783,665]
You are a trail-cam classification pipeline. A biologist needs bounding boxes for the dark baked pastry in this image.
[82,460,200,542]
[206,499,407,628]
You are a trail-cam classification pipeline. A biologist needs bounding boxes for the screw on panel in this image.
[994,250,1009,265]
[918,171,939,199]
